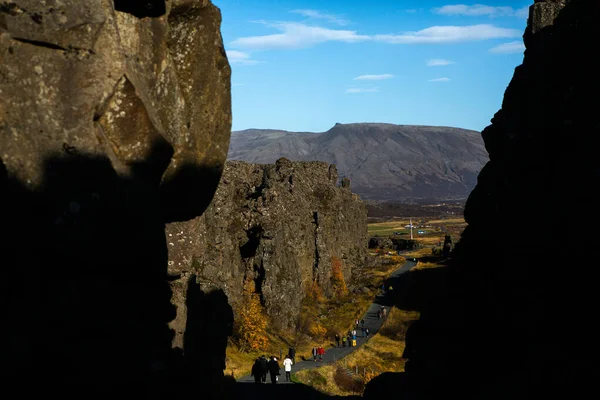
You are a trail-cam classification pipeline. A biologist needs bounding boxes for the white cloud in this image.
[353,74,394,80]
[231,22,521,50]
[429,77,450,82]
[346,88,379,93]
[230,22,369,50]
[433,4,531,18]
[406,9,417,13]
[489,40,525,54]
[374,24,520,44]
[290,9,349,25]
[433,4,514,17]
[426,58,455,66]
[515,6,529,19]
[226,50,262,65]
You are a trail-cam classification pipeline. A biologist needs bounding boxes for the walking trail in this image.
[236,257,417,388]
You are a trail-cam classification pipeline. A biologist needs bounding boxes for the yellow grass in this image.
[294,307,420,396]
[412,261,444,270]
[402,247,436,259]
[427,218,465,224]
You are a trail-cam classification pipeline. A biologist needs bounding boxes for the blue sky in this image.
[213,1,530,132]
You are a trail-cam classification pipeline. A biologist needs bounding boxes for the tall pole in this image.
[410,217,413,240]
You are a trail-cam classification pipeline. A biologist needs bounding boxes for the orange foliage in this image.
[236,279,269,352]
[306,279,325,303]
[309,322,328,338]
[331,256,348,298]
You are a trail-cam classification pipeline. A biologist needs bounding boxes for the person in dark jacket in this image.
[259,355,268,383]
[288,346,296,364]
[251,358,262,384]
[268,356,281,384]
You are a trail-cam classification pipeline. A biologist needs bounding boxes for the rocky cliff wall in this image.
[1,0,231,396]
[365,1,600,399]
[167,158,368,335]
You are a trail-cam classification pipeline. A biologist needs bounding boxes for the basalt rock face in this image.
[366,1,600,399]
[167,159,368,332]
[1,0,231,397]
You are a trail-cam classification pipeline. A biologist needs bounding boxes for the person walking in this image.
[361,319,365,327]
[335,333,340,347]
[341,335,347,347]
[317,345,325,361]
[259,355,268,383]
[346,333,351,347]
[312,347,317,362]
[251,357,262,384]
[283,354,293,382]
[268,356,280,384]
[365,327,370,338]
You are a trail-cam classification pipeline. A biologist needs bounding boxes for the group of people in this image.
[311,345,325,361]
[334,325,370,348]
[251,354,294,384]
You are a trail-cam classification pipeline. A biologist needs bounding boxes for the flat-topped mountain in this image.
[228,123,488,201]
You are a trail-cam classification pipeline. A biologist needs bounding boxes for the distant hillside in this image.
[228,123,488,201]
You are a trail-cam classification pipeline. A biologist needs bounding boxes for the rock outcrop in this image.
[1,0,231,397]
[365,1,600,398]
[167,158,368,333]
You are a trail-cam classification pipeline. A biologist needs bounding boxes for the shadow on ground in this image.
[234,381,361,400]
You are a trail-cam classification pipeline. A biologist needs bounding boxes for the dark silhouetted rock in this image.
[1,0,231,397]
[365,1,600,399]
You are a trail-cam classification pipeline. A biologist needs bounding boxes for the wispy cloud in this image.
[226,50,262,65]
[433,4,529,18]
[353,74,394,81]
[231,22,521,50]
[230,22,369,50]
[515,6,529,19]
[429,77,450,82]
[405,9,417,13]
[290,9,350,25]
[489,40,525,54]
[374,24,520,44]
[346,88,379,93]
[426,58,455,66]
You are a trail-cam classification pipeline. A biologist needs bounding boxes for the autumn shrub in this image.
[331,256,348,298]
[306,279,325,303]
[309,322,328,339]
[235,279,268,352]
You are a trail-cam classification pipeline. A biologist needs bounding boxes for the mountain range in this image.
[227,123,489,201]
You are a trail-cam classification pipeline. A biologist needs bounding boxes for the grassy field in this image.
[368,216,467,256]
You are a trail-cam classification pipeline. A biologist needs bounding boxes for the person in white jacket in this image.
[283,355,293,382]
